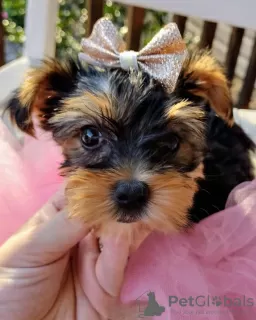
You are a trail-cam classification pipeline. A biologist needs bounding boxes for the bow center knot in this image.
[119,50,138,71]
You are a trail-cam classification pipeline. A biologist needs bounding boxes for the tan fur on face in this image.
[167,100,205,136]
[66,164,202,239]
[66,169,130,226]
[181,51,233,126]
[167,100,205,121]
[50,92,113,125]
[166,100,206,167]
[145,170,200,232]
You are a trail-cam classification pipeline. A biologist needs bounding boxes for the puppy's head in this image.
[6,50,233,234]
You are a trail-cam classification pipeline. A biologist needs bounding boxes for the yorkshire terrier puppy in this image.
[6,50,255,251]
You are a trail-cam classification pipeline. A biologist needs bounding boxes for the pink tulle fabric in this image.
[0,120,63,243]
[1,119,256,319]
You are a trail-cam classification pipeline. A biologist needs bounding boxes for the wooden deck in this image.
[0,0,255,110]
[184,16,256,109]
[232,78,256,109]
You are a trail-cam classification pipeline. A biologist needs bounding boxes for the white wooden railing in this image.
[0,0,59,104]
[117,0,256,30]
[0,0,256,107]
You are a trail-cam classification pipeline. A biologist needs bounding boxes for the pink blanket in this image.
[1,120,256,319]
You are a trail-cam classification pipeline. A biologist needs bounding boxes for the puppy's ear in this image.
[176,50,233,126]
[6,59,78,136]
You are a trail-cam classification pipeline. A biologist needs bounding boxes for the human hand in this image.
[0,188,132,320]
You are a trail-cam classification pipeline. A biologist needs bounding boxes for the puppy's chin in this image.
[116,211,145,223]
[96,220,152,254]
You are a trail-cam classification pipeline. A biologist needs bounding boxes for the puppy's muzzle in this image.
[112,180,150,220]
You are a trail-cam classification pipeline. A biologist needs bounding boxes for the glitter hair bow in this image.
[79,17,187,92]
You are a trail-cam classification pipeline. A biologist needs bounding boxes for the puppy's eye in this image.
[81,126,102,149]
[160,135,180,153]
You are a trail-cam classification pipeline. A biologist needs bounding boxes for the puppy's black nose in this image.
[113,180,149,211]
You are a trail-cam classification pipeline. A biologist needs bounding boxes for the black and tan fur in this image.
[6,50,255,236]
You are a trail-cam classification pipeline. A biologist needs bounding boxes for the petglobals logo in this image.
[168,295,254,308]
[136,291,166,318]
[136,292,254,318]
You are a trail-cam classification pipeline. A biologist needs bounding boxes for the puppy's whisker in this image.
[200,208,211,217]
[200,188,211,195]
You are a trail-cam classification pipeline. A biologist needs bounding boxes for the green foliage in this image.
[3,0,25,43]
[104,0,126,27]
[56,0,86,58]
[2,0,194,60]
[56,0,127,59]
[2,0,129,58]
[142,10,168,46]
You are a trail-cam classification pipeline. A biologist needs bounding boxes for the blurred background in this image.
[2,0,171,61]
[1,0,256,108]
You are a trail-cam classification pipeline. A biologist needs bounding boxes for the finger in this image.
[96,235,129,297]
[31,184,67,225]
[76,296,102,320]
[0,210,89,267]
[72,249,102,320]
[30,210,89,258]
[78,232,115,318]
